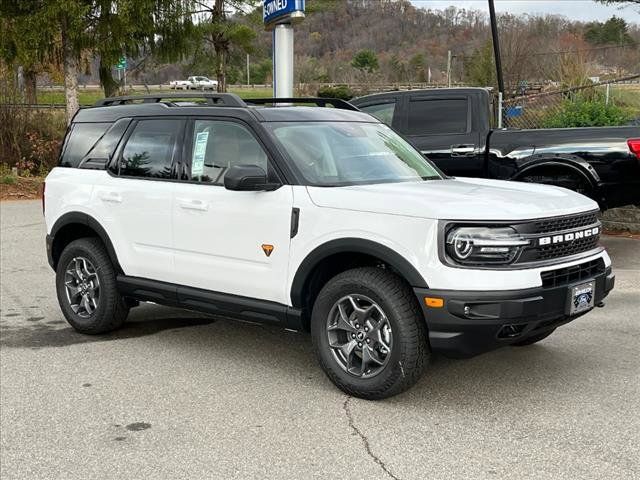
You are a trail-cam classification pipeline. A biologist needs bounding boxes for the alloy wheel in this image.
[64,256,100,318]
[326,294,393,378]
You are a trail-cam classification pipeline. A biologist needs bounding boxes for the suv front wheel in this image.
[55,237,129,334]
[311,267,429,400]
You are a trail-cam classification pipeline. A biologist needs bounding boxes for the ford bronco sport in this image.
[45,93,615,399]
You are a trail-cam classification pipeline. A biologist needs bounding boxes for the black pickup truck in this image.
[351,88,640,209]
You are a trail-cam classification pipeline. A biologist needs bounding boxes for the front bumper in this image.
[415,266,615,358]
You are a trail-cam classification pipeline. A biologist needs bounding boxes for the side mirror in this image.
[224,164,279,191]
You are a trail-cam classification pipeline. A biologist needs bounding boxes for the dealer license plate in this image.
[569,281,595,316]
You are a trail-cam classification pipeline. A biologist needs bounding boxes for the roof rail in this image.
[245,97,359,111]
[94,93,247,107]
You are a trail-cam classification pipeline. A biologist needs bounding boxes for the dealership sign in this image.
[263,0,305,26]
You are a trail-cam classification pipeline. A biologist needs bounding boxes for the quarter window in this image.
[120,119,182,178]
[360,102,396,126]
[83,119,130,161]
[405,98,468,136]
[60,123,112,167]
[190,120,269,184]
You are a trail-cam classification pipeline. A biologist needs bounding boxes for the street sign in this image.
[115,57,127,70]
[506,106,523,118]
[263,0,304,27]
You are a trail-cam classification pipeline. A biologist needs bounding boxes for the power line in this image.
[522,43,638,57]
[453,42,637,58]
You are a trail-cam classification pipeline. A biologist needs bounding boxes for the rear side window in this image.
[360,102,396,126]
[120,119,183,179]
[405,98,468,136]
[59,122,111,167]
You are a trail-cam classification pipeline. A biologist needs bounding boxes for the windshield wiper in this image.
[421,176,441,180]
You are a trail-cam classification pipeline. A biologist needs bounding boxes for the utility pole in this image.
[488,0,505,96]
[447,50,452,88]
[246,54,250,86]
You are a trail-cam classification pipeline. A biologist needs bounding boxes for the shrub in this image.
[317,85,354,101]
[1,174,17,185]
[0,83,66,176]
[543,95,631,128]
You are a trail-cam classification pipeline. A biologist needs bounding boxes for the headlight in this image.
[445,226,530,265]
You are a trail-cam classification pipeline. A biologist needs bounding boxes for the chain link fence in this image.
[500,74,640,130]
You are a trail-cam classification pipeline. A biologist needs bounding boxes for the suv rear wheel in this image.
[55,237,129,334]
[311,267,429,400]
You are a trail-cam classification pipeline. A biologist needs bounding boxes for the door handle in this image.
[99,191,122,203]
[451,145,476,157]
[177,198,208,211]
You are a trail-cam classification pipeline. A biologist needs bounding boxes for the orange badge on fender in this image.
[262,244,274,257]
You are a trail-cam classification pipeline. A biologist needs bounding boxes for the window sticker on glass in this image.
[192,131,209,177]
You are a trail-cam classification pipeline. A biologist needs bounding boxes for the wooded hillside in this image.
[177,0,640,89]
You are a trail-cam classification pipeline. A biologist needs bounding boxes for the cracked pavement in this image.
[1,200,639,479]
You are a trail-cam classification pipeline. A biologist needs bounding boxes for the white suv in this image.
[44,93,615,399]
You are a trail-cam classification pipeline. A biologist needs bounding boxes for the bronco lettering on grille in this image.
[538,227,600,246]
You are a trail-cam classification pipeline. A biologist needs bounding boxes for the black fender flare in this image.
[511,153,600,187]
[289,238,428,308]
[50,212,123,273]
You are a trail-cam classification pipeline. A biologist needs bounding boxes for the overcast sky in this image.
[410,1,640,22]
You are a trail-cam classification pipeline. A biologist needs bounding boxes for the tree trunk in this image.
[216,48,226,93]
[24,67,38,104]
[99,61,120,98]
[213,0,227,93]
[61,16,79,124]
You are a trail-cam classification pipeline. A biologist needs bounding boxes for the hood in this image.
[306,177,599,221]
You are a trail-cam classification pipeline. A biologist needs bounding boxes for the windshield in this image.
[267,122,442,186]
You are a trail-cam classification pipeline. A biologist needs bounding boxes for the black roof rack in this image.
[94,93,247,107]
[245,97,359,111]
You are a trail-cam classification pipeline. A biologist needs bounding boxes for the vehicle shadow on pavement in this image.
[0,304,218,349]
[1,302,596,402]
[397,342,600,406]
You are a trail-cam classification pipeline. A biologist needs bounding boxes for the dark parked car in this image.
[352,88,640,209]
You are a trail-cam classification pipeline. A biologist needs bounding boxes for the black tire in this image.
[55,237,129,334]
[512,328,556,346]
[311,267,429,400]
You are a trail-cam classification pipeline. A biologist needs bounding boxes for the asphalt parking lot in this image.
[1,200,639,480]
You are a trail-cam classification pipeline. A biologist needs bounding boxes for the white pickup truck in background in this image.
[169,76,218,90]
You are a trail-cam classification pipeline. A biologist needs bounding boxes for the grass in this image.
[1,175,17,185]
[609,85,640,106]
[34,86,274,105]
[607,85,640,122]
[229,86,273,99]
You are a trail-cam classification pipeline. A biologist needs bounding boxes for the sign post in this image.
[263,0,305,98]
[115,57,127,90]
